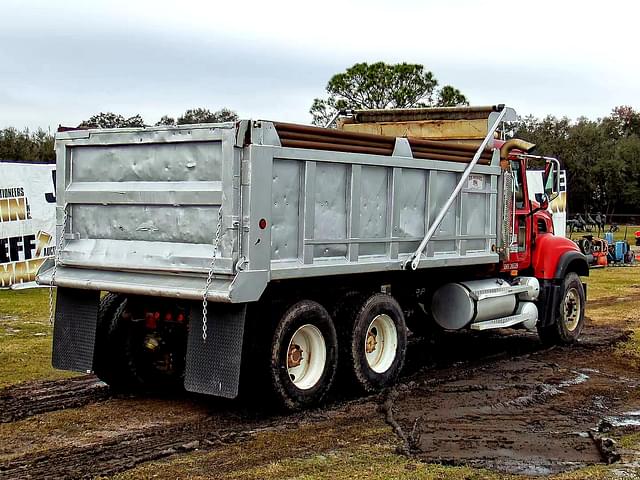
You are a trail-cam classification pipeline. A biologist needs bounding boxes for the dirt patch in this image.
[389,325,640,476]
[587,293,640,308]
[0,325,638,479]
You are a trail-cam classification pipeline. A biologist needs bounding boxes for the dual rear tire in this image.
[267,294,407,410]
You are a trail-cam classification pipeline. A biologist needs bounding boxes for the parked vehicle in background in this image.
[38,105,588,409]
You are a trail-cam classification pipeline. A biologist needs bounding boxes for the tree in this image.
[512,106,640,217]
[155,115,176,126]
[601,105,640,139]
[437,86,469,107]
[78,112,145,128]
[0,127,55,163]
[310,62,469,125]
[176,107,238,125]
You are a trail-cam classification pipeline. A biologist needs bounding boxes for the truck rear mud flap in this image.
[184,304,247,398]
[52,288,100,373]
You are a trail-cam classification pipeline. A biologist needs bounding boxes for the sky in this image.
[1,0,639,131]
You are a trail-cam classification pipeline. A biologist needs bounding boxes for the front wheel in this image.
[538,272,586,345]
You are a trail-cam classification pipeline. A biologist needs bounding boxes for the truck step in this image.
[470,312,529,331]
[470,284,530,301]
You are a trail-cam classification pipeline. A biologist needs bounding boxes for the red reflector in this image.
[259,218,267,229]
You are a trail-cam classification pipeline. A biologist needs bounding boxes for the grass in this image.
[585,268,640,370]
[0,288,75,387]
[583,266,640,301]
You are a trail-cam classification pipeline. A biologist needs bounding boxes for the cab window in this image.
[510,160,525,209]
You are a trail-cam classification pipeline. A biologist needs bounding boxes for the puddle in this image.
[605,411,640,428]
[559,372,590,388]
[488,372,591,410]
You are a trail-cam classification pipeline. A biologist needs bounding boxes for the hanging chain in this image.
[202,206,223,341]
[49,206,68,325]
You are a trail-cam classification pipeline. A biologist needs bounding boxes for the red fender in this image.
[532,233,583,280]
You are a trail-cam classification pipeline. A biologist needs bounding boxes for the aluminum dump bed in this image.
[38,112,511,303]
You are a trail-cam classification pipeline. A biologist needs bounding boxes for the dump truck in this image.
[37,105,588,409]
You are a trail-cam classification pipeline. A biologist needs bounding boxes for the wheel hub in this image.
[286,324,327,390]
[288,343,304,368]
[563,287,581,332]
[366,327,378,354]
[364,314,398,374]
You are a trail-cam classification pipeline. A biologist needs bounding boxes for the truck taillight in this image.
[145,312,157,329]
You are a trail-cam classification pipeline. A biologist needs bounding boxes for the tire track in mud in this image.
[0,415,272,479]
[0,376,110,423]
[384,328,639,476]
[0,335,551,479]
[0,325,633,479]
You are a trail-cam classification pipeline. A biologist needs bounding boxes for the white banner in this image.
[0,162,56,288]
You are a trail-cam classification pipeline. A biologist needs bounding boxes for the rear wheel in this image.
[340,293,407,393]
[93,293,125,386]
[269,300,338,410]
[93,295,187,391]
[538,272,586,345]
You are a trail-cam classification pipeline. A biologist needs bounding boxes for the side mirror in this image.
[535,193,549,210]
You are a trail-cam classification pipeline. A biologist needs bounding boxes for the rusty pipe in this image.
[499,139,536,159]
[280,139,393,156]
[280,139,489,164]
[275,122,494,156]
[275,122,399,143]
[279,131,491,159]
[278,130,394,148]
[412,151,491,165]
[410,146,492,160]
[408,138,493,154]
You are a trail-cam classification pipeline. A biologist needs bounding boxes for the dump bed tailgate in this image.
[38,124,242,300]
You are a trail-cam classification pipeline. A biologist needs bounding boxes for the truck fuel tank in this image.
[431,277,540,330]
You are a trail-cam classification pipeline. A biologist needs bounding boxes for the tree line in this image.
[1,61,638,218]
[0,107,240,163]
[513,106,640,216]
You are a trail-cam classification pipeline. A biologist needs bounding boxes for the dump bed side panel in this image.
[244,140,500,280]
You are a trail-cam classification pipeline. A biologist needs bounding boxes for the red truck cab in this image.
[499,151,588,344]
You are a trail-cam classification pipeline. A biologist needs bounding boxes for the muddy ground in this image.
[1,313,639,479]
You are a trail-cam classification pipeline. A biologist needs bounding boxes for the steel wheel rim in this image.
[563,287,581,332]
[287,324,326,390]
[364,314,398,374]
